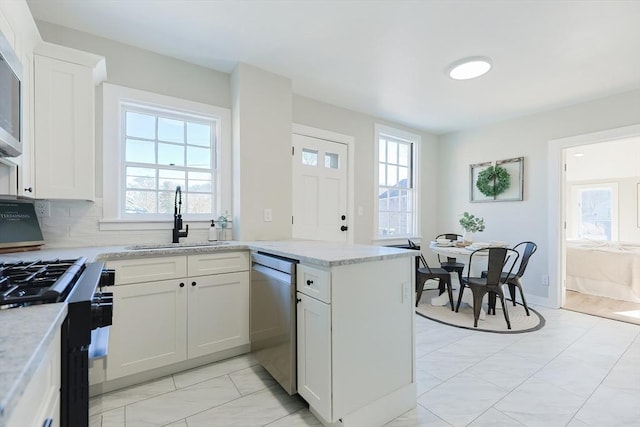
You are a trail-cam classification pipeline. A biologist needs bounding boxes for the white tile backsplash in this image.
[39,198,220,248]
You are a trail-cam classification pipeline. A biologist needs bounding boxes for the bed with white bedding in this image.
[566,240,640,303]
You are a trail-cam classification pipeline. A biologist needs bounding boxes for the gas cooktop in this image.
[0,257,87,307]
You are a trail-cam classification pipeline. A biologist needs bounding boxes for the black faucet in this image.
[172,186,188,243]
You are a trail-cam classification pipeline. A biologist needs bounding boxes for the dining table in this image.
[427,241,505,320]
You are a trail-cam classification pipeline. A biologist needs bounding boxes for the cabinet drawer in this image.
[107,256,187,285]
[188,251,250,276]
[297,264,331,303]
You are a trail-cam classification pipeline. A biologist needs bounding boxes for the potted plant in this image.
[459,212,485,244]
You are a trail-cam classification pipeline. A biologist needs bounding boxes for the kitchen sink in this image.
[126,241,231,250]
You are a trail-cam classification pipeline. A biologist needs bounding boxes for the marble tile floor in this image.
[89,305,640,427]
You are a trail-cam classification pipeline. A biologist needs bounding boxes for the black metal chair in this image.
[482,241,537,316]
[435,233,465,285]
[456,247,519,329]
[409,240,454,310]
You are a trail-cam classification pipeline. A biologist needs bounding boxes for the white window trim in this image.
[100,83,231,231]
[373,123,420,244]
[569,181,619,241]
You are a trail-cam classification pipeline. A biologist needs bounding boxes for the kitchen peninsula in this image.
[0,241,416,427]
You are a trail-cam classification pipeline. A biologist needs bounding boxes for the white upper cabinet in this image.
[32,42,106,200]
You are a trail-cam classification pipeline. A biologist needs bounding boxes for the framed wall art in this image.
[470,156,524,202]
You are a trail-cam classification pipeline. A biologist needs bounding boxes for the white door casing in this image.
[292,133,349,242]
[547,123,640,309]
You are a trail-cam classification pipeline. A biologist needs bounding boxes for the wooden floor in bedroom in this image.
[563,290,640,326]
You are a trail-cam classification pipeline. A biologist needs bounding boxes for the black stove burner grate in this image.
[0,257,87,307]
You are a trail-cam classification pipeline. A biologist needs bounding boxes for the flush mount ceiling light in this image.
[447,57,492,80]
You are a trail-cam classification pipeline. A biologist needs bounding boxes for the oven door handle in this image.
[88,326,110,360]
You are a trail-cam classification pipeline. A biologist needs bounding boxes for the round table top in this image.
[429,241,486,256]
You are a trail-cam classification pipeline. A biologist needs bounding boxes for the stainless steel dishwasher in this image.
[250,251,298,394]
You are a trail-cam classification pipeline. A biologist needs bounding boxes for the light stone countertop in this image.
[0,303,67,426]
[0,240,415,267]
[0,240,415,425]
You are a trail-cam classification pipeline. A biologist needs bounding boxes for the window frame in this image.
[570,182,619,241]
[121,103,216,219]
[373,123,420,242]
[100,83,231,230]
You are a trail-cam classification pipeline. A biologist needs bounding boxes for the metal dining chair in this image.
[456,247,519,329]
[435,233,465,284]
[482,241,537,316]
[409,240,454,310]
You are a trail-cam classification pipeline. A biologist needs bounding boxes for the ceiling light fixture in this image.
[574,153,584,157]
[447,56,492,80]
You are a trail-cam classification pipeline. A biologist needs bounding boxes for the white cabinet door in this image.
[7,328,61,427]
[106,279,187,380]
[34,54,94,200]
[296,292,332,421]
[187,271,249,358]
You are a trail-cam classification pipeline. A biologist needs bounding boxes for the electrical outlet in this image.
[541,274,549,286]
[264,208,272,222]
[35,200,50,217]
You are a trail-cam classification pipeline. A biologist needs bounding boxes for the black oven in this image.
[0,257,114,427]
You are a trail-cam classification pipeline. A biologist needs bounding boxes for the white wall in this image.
[439,89,640,303]
[231,63,293,240]
[35,21,231,109]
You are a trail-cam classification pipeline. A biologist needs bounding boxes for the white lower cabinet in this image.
[296,291,332,420]
[187,271,249,358]
[296,257,415,426]
[105,252,250,381]
[106,278,188,380]
[7,328,61,427]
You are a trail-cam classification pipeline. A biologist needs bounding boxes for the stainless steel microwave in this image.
[0,29,22,157]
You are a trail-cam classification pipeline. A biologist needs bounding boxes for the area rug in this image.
[416,289,545,333]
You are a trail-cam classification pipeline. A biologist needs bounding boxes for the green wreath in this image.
[476,165,510,197]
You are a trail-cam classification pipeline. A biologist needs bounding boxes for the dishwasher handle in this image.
[252,263,295,284]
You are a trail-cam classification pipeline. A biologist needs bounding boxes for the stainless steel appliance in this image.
[0,257,114,427]
[0,28,22,157]
[250,252,298,394]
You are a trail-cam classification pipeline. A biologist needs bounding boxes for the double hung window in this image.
[101,83,231,228]
[571,183,618,240]
[375,124,420,239]
[123,105,215,217]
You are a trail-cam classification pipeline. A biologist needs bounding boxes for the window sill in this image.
[99,218,218,232]
[372,236,422,247]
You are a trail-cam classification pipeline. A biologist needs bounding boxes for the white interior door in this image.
[292,134,348,242]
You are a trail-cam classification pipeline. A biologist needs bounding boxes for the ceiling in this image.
[25,0,640,134]
[566,136,640,181]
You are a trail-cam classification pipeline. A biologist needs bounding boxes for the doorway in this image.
[291,125,354,243]
[548,124,640,316]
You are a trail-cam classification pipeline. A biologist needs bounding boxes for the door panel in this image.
[292,134,348,242]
